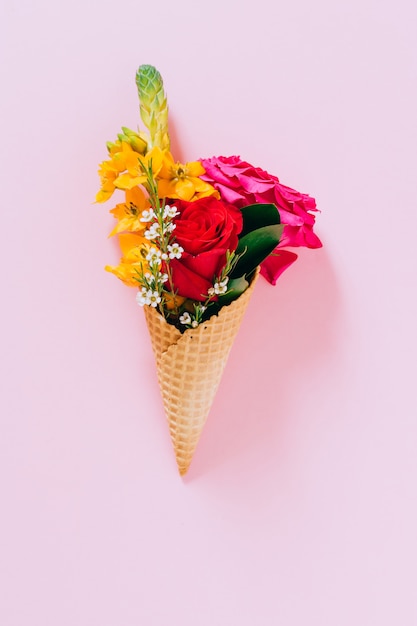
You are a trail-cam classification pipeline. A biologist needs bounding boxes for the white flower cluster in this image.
[140,209,156,223]
[179,304,207,329]
[146,247,163,266]
[208,277,229,296]
[144,271,168,285]
[136,288,162,308]
[142,204,179,242]
[136,204,183,312]
[163,206,180,219]
[135,266,169,308]
[179,312,198,328]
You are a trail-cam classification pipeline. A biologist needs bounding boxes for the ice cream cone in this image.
[144,269,259,475]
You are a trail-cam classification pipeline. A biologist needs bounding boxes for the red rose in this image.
[169,196,243,301]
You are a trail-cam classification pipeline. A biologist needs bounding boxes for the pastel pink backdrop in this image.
[1,0,416,624]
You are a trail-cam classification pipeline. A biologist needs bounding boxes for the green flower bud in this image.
[117,128,147,154]
[135,65,170,151]
[106,141,118,153]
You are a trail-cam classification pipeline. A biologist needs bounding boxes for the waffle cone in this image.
[144,269,259,475]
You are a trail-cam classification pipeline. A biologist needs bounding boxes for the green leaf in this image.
[240,203,280,237]
[218,275,249,306]
[231,224,284,278]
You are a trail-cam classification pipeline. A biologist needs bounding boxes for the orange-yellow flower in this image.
[105,233,151,287]
[108,187,150,237]
[157,152,218,201]
[96,160,120,203]
[113,146,165,191]
[96,142,142,203]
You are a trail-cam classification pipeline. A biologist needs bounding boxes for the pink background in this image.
[1,0,417,623]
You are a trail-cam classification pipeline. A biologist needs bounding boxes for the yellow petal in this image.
[159,151,176,178]
[95,188,114,203]
[114,173,144,190]
[191,177,218,195]
[194,187,220,200]
[125,186,148,209]
[141,146,164,176]
[175,178,195,201]
[186,161,206,177]
[105,262,141,287]
[108,216,145,237]
[157,178,177,199]
[118,233,149,257]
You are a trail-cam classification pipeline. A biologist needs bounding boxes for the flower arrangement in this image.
[96,65,321,474]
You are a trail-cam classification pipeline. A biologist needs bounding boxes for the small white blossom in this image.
[199,305,207,313]
[144,272,155,285]
[146,248,162,266]
[148,291,161,308]
[161,252,168,260]
[207,287,215,297]
[144,223,160,240]
[213,278,229,295]
[191,320,198,328]
[140,209,155,222]
[146,247,161,261]
[167,243,184,259]
[179,312,191,325]
[136,288,151,307]
[164,205,179,219]
[159,273,169,283]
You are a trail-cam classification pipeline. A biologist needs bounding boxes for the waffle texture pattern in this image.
[144,270,259,475]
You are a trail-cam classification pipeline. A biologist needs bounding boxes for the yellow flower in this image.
[157,152,218,201]
[113,146,165,191]
[105,233,151,287]
[111,141,140,174]
[108,187,150,237]
[96,142,142,203]
[96,160,120,203]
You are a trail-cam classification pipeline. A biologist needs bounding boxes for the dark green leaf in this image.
[240,203,280,237]
[231,224,284,278]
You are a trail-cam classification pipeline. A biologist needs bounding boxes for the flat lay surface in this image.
[1,0,416,624]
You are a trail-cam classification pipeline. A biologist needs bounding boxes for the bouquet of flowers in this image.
[96,65,322,475]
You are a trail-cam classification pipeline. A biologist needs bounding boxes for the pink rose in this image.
[200,156,322,284]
